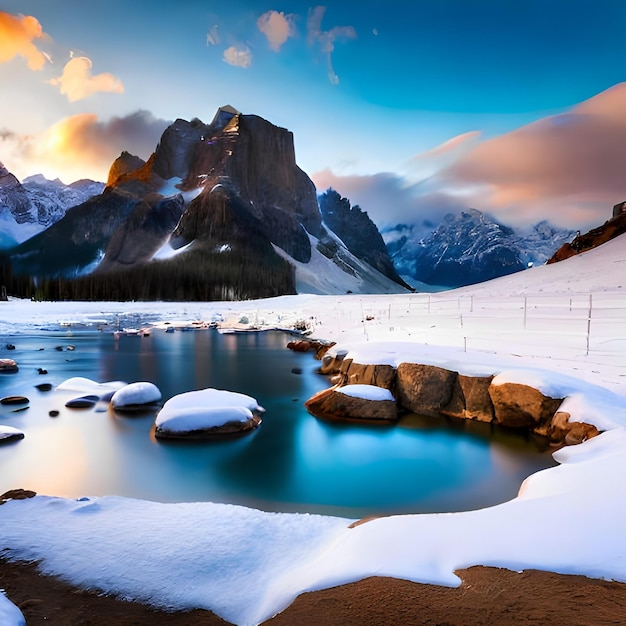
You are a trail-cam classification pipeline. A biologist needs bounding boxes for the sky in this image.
[2,1,626,231]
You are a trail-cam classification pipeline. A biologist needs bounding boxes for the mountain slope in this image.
[3,107,407,300]
[386,209,575,288]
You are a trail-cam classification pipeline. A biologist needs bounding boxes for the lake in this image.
[0,328,556,518]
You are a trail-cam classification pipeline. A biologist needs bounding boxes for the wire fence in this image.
[319,291,626,372]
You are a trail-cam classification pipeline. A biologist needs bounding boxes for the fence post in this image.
[586,293,592,355]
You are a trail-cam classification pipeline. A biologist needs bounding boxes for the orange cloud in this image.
[0,11,48,70]
[437,82,626,226]
[257,10,296,51]
[223,45,252,68]
[5,111,168,183]
[47,56,124,102]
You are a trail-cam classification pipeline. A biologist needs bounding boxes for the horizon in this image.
[3,1,626,231]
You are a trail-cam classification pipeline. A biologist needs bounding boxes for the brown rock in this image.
[305,386,397,422]
[396,363,457,416]
[339,361,396,390]
[319,350,348,375]
[489,382,563,429]
[441,374,495,422]
[548,411,600,445]
[564,422,600,445]
[0,358,18,373]
[0,489,36,504]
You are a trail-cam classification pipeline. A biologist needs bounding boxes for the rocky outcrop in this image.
[337,359,396,390]
[549,411,600,445]
[311,353,598,446]
[488,382,563,429]
[319,188,410,289]
[97,194,185,271]
[0,161,34,224]
[305,385,397,422]
[441,374,495,423]
[396,363,457,416]
[548,209,626,264]
[107,151,146,186]
[173,111,321,264]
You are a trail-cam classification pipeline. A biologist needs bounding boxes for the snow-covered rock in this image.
[56,377,127,399]
[154,388,264,438]
[0,425,24,443]
[305,384,398,422]
[0,590,25,626]
[111,382,162,412]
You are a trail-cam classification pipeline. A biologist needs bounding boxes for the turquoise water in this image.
[0,329,556,518]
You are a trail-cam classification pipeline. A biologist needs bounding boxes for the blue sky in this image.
[2,1,626,229]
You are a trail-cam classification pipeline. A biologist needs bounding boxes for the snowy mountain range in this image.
[1,107,408,300]
[384,208,576,289]
[0,163,104,249]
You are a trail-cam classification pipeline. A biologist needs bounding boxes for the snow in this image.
[0,425,24,441]
[336,384,395,401]
[111,382,161,409]
[155,388,265,432]
[156,406,253,431]
[0,590,25,626]
[56,377,126,397]
[1,234,626,624]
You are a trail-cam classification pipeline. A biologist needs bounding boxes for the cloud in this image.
[318,84,626,233]
[47,56,124,102]
[5,110,169,183]
[206,24,220,46]
[0,11,49,70]
[307,6,356,84]
[257,10,296,52]
[433,82,626,228]
[312,168,457,233]
[223,45,252,68]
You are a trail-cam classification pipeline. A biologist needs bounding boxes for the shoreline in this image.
[2,557,626,625]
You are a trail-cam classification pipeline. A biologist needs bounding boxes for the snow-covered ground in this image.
[1,235,626,625]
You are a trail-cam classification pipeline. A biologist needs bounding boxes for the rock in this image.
[5,343,15,350]
[291,367,303,375]
[0,396,29,406]
[111,381,162,412]
[548,411,600,445]
[319,350,348,375]
[49,410,60,417]
[488,381,563,429]
[154,388,264,439]
[564,422,600,445]
[338,359,396,390]
[35,383,53,391]
[305,384,397,422]
[0,425,25,444]
[441,375,495,423]
[37,368,48,375]
[396,363,457,416]
[0,359,18,373]
[65,395,99,409]
[0,488,35,503]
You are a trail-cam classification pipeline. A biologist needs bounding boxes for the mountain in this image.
[3,107,408,300]
[0,162,104,248]
[385,209,575,289]
[318,188,411,290]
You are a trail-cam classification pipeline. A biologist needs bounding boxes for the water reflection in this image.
[0,329,556,517]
